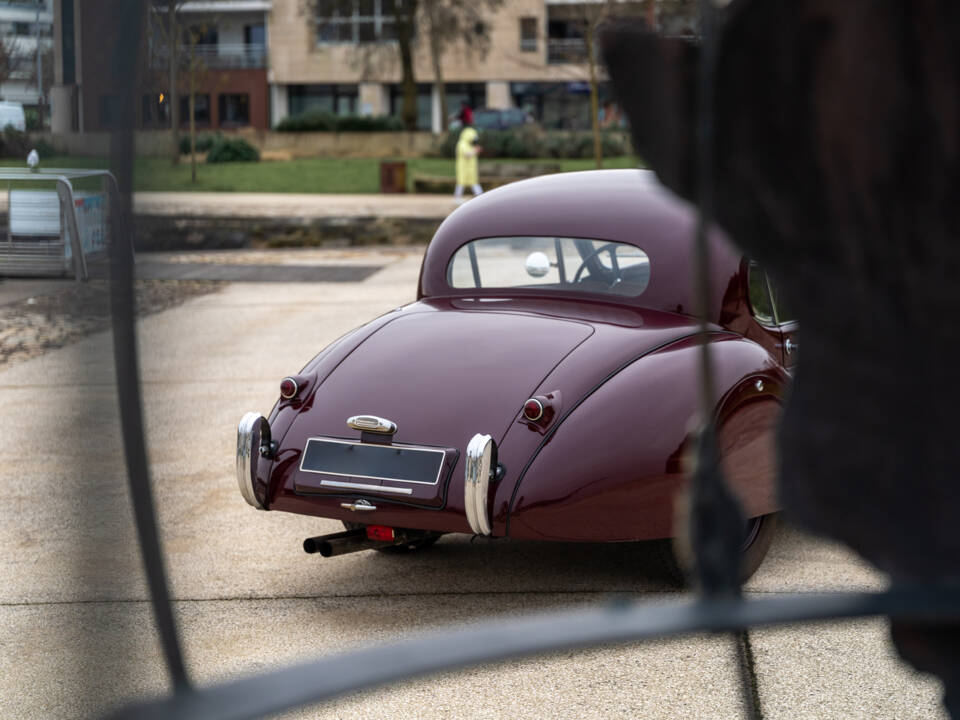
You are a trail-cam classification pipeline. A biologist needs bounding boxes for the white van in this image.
[0,102,26,132]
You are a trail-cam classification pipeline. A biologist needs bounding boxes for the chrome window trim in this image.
[464,433,494,536]
[236,412,268,510]
[298,436,446,486]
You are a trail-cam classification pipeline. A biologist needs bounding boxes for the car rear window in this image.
[447,236,651,297]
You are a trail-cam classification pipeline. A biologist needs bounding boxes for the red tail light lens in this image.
[523,398,544,422]
[366,525,395,541]
[279,377,299,399]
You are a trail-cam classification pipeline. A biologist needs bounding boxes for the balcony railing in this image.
[151,42,266,69]
[547,37,588,64]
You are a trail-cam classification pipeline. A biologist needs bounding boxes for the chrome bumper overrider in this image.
[237,412,271,510]
[464,433,496,535]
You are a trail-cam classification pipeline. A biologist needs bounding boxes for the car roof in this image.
[418,169,743,322]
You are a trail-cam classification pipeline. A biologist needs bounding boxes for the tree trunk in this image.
[189,40,196,184]
[426,1,447,132]
[168,0,180,165]
[585,26,602,169]
[396,0,419,131]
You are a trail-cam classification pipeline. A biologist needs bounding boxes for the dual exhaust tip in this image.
[303,526,427,557]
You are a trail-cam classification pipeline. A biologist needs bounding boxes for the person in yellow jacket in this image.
[454,126,483,203]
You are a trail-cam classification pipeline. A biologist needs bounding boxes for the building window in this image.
[389,83,432,130]
[316,0,410,44]
[186,24,218,45]
[13,21,32,36]
[244,24,265,46]
[218,93,250,126]
[444,83,485,124]
[520,17,537,52]
[288,84,358,117]
[180,94,211,126]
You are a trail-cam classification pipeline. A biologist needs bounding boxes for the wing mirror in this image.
[525,251,551,278]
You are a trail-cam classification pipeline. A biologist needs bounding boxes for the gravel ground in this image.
[0,278,223,369]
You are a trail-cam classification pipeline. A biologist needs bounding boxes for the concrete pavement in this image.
[0,248,947,719]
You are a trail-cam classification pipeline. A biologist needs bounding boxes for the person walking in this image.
[454,126,483,203]
[458,101,474,128]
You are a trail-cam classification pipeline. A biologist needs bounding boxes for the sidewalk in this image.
[133,192,457,220]
[0,192,459,220]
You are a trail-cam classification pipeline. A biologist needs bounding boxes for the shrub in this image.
[436,128,633,160]
[179,133,219,155]
[25,108,41,131]
[276,110,337,132]
[335,114,403,131]
[0,126,30,158]
[33,138,57,158]
[205,137,259,163]
[276,111,402,132]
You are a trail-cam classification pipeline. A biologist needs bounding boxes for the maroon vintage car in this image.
[237,169,796,579]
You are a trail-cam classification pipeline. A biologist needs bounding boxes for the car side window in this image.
[748,261,775,325]
[766,275,795,324]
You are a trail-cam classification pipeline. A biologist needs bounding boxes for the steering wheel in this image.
[572,242,624,287]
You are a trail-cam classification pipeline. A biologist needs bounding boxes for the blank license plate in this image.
[299,438,446,486]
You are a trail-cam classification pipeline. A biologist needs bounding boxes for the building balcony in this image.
[547,37,588,65]
[151,42,266,70]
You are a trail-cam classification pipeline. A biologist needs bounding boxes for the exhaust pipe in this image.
[303,527,414,557]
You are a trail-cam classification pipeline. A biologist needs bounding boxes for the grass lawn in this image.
[0,155,642,194]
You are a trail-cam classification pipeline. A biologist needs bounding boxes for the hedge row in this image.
[436,128,630,160]
[276,111,403,132]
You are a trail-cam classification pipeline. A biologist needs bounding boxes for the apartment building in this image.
[0,0,53,117]
[51,0,271,133]
[50,0,695,135]
[268,0,653,132]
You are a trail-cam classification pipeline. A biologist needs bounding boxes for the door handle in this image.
[785,338,798,354]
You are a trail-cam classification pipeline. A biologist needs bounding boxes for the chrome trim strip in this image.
[236,412,268,510]
[298,436,446,486]
[320,479,413,496]
[347,415,398,434]
[464,433,493,535]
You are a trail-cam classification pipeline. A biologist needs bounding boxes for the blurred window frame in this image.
[316,0,410,45]
[520,16,538,52]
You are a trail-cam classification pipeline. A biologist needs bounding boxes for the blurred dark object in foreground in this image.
[602,2,960,714]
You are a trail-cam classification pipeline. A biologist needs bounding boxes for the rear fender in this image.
[506,334,786,541]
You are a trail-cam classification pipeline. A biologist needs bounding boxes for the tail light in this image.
[280,377,299,399]
[523,398,544,422]
[366,525,395,541]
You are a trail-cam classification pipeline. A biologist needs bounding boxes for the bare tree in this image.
[423,0,504,132]
[147,1,185,164]
[302,0,421,130]
[558,1,649,168]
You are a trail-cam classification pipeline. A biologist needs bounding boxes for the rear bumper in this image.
[236,412,271,510]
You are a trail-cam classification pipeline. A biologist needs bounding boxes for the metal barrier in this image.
[0,168,119,281]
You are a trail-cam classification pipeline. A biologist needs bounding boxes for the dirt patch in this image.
[0,279,224,369]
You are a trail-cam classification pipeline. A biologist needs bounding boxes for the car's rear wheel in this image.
[342,522,443,554]
[738,512,779,581]
[667,512,779,585]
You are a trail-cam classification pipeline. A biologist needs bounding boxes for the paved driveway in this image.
[0,248,946,719]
